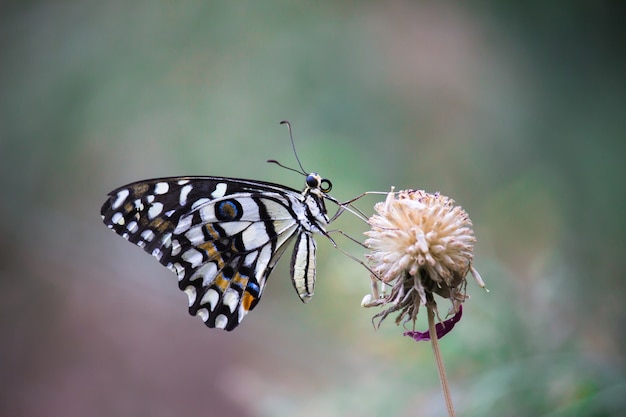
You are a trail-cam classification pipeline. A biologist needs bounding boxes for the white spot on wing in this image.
[214,314,228,329]
[243,252,258,268]
[126,220,138,233]
[189,262,217,286]
[179,184,193,206]
[241,223,270,249]
[133,199,144,212]
[148,202,163,219]
[154,182,169,194]
[198,205,216,222]
[191,198,210,210]
[255,245,272,281]
[112,189,130,210]
[237,197,261,219]
[160,232,172,248]
[141,229,155,242]
[171,239,181,256]
[197,308,209,322]
[111,212,125,225]
[211,183,227,198]
[201,289,219,311]
[185,226,205,245]
[184,286,197,306]
[174,215,192,234]
[219,221,252,238]
[181,248,203,268]
[237,306,249,323]
[203,264,218,287]
[171,262,185,280]
[223,289,239,313]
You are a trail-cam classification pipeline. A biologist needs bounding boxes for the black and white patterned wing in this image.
[101,176,305,331]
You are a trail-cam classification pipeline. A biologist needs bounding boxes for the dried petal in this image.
[403,306,463,341]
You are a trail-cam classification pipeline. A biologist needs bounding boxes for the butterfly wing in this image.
[101,176,305,330]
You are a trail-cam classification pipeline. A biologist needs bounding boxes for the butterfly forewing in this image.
[101,176,328,331]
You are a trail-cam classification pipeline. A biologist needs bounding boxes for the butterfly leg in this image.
[326,229,369,249]
[321,229,380,278]
[327,191,390,223]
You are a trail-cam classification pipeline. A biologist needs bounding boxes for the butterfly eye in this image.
[320,179,332,193]
[306,174,321,188]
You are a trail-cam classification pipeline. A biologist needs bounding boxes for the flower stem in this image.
[428,306,456,417]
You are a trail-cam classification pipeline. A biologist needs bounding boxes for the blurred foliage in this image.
[1,1,624,416]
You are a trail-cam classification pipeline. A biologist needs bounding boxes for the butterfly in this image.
[100,123,355,331]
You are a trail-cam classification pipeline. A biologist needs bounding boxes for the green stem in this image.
[428,306,456,417]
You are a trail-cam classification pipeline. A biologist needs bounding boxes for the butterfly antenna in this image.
[266,159,305,176]
[280,120,307,174]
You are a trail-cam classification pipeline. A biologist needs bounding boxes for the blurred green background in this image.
[1,2,624,416]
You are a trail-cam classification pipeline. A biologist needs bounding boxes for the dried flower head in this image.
[363,188,485,333]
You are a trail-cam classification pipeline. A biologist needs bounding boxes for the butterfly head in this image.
[305,173,332,194]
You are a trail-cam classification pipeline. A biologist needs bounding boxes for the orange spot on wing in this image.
[241,291,255,312]
[151,218,172,232]
[198,241,224,267]
[131,183,150,194]
[204,224,220,240]
[213,274,229,291]
[232,273,248,289]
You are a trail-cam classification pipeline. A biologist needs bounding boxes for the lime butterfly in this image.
[101,122,359,331]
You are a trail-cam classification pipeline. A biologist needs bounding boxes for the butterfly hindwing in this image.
[101,176,319,330]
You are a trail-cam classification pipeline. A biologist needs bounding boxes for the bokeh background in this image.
[1,1,624,416]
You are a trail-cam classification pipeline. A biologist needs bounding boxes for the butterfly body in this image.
[101,174,331,331]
